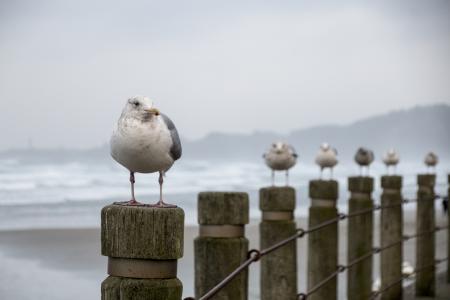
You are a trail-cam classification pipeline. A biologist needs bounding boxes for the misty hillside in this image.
[183,104,450,162]
[1,104,448,163]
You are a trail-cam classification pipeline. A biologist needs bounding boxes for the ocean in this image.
[0,157,448,300]
[0,157,448,230]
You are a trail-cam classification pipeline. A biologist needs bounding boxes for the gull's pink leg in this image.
[148,171,177,208]
[114,171,143,206]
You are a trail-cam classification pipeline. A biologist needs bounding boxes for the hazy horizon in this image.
[0,102,444,152]
[1,0,449,150]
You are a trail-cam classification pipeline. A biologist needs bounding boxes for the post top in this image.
[417,174,436,187]
[198,192,249,225]
[101,204,184,259]
[381,175,402,189]
[348,176,374,193]
[259,186,296,211]
[309,180,338,200]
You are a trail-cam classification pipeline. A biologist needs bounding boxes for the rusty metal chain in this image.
[186,196,446,300]
[369,257,449,299]
[295,225,449,300]
[297,265,346,300]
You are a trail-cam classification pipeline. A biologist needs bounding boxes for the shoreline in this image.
[0,211,447,300]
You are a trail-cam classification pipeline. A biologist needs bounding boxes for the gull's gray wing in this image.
[289,145,298,158]
[161,113,182,161]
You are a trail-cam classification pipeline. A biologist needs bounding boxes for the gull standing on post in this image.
[424,152,438,173]
[382,149,399,175]
[263,142,297,186]
[354,147,374,176]
[110,96,182,207]
[315,143,338,179]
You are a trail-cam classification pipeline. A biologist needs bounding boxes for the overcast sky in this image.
[0,0,449,149]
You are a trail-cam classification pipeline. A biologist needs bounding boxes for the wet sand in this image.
[0,210,447,300]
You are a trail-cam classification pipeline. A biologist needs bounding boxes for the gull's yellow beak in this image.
[145,108,160,115]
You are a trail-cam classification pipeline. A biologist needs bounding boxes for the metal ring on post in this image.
[311,198,336,207]
[297,293,307,300]
[383,188,400,194]
[248,249,261,262]
[108,257,177,279]
[351,192,369,199]
[199,225,245,238]
[262,211,294,221]
[296,228,306,238]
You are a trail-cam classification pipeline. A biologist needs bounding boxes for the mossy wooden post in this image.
[415,174,436,296]
[307,180,339,300]
[448,174,450,283]
[380,176,403,300]
[260,186,297,300]
[195,192,249,300]
[347,176,374,300]
[101,205,184,300]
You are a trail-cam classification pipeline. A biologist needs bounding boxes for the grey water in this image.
[0,157,448,230]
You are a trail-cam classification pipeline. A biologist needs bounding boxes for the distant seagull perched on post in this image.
[315,143,338,179]
[263,141,297,186]
[382,149,399,175]
[354,147,374,176]
[110,96,182,208]
[424,152,438,173]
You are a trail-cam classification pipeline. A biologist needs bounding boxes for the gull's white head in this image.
[272,141,285,153]
[424,152,438,167]
[122,95,160,120]
[320,143,330,151]
[387,148,396,156]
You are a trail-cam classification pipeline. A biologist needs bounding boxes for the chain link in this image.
[187,196,447,300]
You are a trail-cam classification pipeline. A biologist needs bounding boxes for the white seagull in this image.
[424,152,438,173]
[110,96,182,208]
[315,143,338,179]
[354,147,374,176]
[263,142,297,186]
[382,149,399,175]
[402,261,414,276]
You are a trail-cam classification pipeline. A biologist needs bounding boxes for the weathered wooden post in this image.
[307,180,339,300]
[380,175,403,300]
[347,176,374,300]
[448,174,450,283]
[101,205,184,300]
[195,192,249,300]
[260,186,297,300]
[415,174,436,296]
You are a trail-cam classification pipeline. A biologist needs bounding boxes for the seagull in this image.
[263,141,297,186]
[354,147,374,176]
[372,262,414,294]
[372,278,381,293]
[424,152,438,173]
[382,148,399,175]
[110,96,182,208]
[315,143,338,179]
[402,261,414,276]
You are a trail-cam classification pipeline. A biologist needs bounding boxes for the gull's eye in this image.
[133,101,140,107]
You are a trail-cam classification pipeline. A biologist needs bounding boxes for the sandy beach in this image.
[0,210,447,300]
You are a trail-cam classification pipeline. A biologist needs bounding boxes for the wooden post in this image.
[448,174,450,283]
[380,175,403,300]
[307,180,339,300]
[415,174,436,296]
[347,176,374,300]
[260,187,297,300]
[101,205,184,300]
[195,192,249,300]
